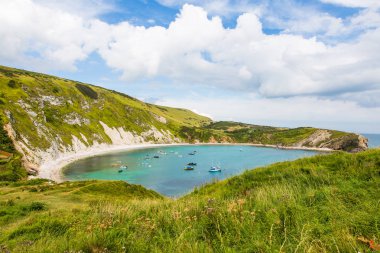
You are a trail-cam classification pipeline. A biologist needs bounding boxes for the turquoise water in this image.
[364,134,380,148]
[64,145,319,197]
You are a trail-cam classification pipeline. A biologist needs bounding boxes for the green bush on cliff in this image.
[75,83,98,99]
[0,117,27,181]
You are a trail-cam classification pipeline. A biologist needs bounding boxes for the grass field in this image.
[0,149,379,252]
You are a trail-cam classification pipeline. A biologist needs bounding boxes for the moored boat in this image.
[184,166,194,171]
[209,166,221,172]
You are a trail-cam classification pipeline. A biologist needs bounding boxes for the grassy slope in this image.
[0,65,211,151]
[0,65,211,178]
[0,149,379,252]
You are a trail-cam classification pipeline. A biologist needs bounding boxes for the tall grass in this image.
[0,150,379,252]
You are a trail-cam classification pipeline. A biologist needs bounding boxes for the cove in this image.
[63,145,320,197]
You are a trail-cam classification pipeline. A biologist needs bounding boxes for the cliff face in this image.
[319,134,368,152]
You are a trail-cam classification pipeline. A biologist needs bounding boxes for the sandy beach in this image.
[37,143,188,182]
[36,142,333,182]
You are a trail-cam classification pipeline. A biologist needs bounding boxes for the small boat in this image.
[209,166,221,172]
[153,155,159,158]
[118,169,123,173]
[184,166,194,171]
[187,162,197,166]
[120,165,128,169]
[188,152,195,155]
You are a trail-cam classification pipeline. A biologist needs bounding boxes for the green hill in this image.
[0,65,211,175]
[180,121,368,152]
[0,149,379,252]
[0,65,368,180]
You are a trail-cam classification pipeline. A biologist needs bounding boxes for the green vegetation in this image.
[7,80,17,89]
[0,117,15,153]
[75,83,98,99]
[0,117,27,181]
[0,150,379,252]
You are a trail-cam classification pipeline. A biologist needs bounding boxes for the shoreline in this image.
[37,143,189,182]
[36,142,333,182]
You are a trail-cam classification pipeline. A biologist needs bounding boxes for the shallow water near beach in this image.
[63,145,319,197]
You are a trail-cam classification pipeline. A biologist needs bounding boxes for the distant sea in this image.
[363,133,380,148]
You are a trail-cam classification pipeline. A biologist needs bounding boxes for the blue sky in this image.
[1,0,380,133]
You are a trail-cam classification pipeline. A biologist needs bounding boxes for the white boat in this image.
[120,165,128,169]
[209,166,221,172]
[184,166,194,171]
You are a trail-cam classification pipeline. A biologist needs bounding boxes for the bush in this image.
[75,83,98,99]
[52,86,59,93]
[22,202,46,212]
[7,80,17,88]
[0,117,15,152]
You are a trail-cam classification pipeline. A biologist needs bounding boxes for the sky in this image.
[0,0,380,133]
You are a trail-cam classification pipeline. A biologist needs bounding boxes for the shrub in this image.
[7,80,17,88]
[75,83,98,99]
[22,202,46,212]
[52,86,59,93]
[0,117,15,152]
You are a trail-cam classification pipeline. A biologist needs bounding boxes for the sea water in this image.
[364,133,380,148]
[63,145,319,197]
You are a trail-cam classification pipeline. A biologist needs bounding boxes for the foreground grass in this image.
[0,150,379,252]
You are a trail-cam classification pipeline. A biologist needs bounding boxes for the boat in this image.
[187,162,197,166]
[209,166,221,172]
[120,165,128,169]
[188,152,195,155]
[153,155,159,158]
[118,169,123,173]
[184,166,194,171]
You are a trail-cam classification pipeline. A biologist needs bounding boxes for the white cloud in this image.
[0,0,379,132]
[320,0,380,8]
[0,0,109,71]
[95,4,380,100]
[156,0,258,17]
[2,1,379,97]
[33,0,115,18]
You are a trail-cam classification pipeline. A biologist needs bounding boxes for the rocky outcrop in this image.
[294,130,331,147]
[320,134,368,152]
[294,130,368,152]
